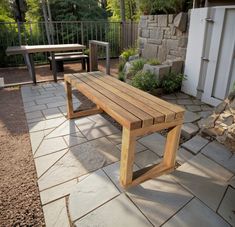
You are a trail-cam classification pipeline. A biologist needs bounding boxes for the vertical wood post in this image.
[89,42,98,72]
[65,81,74,119]
[120,127,136,187]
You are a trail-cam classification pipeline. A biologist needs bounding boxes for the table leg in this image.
[120,127,136,187]
[51,52,57,82]
[65,80,74,119]
[24,53,36,84]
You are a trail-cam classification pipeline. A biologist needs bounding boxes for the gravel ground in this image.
[0,87,45,226]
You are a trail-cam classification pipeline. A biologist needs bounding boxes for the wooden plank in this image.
[6,44,86,55]
[74,72,164,124]
[68,106,103,119]
[120,127,136,187]
[75,74,154,127]
[91,71,185,120]
[64,74,141,130]
[90,72,178,122]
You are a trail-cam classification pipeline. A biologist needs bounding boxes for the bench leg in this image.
[120,127,136,187]
[82,58,86,70]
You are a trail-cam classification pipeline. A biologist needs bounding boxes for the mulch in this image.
[0,87,45,226]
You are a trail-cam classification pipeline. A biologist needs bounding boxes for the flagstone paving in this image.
[21,82,235,227]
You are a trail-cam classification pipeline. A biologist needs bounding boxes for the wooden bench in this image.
[64,71,185,188]
[48,54,89,72]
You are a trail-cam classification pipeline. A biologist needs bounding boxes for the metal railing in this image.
[0,20,138,67]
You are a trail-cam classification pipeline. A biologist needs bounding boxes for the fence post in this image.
[81,21,84,45]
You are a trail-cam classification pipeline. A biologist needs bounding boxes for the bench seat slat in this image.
[65,74,142,130]
[48,54,88,61]
[91,71,184,120]
[74,72,165,124]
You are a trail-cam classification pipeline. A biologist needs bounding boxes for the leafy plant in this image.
[84,49,90,55]
[118,72,126,81]
[161,72,185,93]
[132,71,157,91]
[118,61,125,73]
[130,58,146,75]
[120,47,137,62]
[147,58,161,66]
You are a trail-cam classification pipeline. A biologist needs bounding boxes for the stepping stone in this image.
[34,137,68,157]
[199,110,212,119]
[35,148,68,177]
[201,104,213,111]
[186,105,202,112]
[175,92,191,99]
[38,137,120,191]
[218,186,235,225]
[77,119,120,140]
[161,94,177,100]
[68,169,120,221]
[42,107,64,119]
[126,175,193,226]
[40,178,78,205]
[116,141,147,153]
[135,149,161,168]
[138,133,166,156]
[181,123,199,139]
[74,194,152,227]
[103,162,139,192]
[177,99,194,105]
[106,133,122,145]
[184,111,201,123]
[172,153,233,211]
[202,141,235,173]
[181,135,209,154]
[63,132,87,147]
[43,198,70,227]
[162,198,230,227]
[28,117,66,132]
[176,147,194,165]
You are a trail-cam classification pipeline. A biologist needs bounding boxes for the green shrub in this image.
[84,49,90,55]
[147,58,161,66]
[120,48,138,62]
[161,72,185,93]
[130,58,146,75]
[132,71,157,91]
[118,72,126,82]
[118,61,125,73]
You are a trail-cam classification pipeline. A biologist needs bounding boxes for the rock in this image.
[215,101,227,114]
[143,64,170,80]
[173,12,188,32]
[141,29,150,38]
[198,114,218,128]
[168,14,174,24]
[123,61,133,77]
[149,28,163,40]
[181,123,199,139]
[166,39,178,50]
[128,54,139,61]
[142,44,158,59]
[158,15,168,27]
[169,60,184,74]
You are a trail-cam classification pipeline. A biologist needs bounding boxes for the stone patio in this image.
[21,82,235,227]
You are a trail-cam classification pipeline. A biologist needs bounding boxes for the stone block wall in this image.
[138,13,189,63]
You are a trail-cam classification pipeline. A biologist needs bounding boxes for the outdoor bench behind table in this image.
[6,44,86,84]
[64,71,185,188]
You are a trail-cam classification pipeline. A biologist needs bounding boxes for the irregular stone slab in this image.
[176,147,194,165]
[181,123,199,139]
[135,149,161,168]
[68,169,120,221]
[172,154,233,211]
[40,178,78,205]
[202,141,235,173]
[182,135,209,154]
[35,137,68,157]
[177,99,194,105]
[25,111,43,120]
[199,110,213,119]
[186,105,202,112]
[138,133,166,156]
[27,117,45,124]
[162,198,230,227]
[106,133,122,145]
[175,92,191,99]
[218,186,235,225]
[28,117,66,132]
[201,104,213,111]
[63,132,87,147]
[45,119,84,139]
[23,93,55,103]
[77,120,120,140]
[35,148,68,178]
[38,137,120,191]
[161,94,177,100]
[184,110,201,123]
[42,107,64,119]
[74,194,152,227]
[43,198,70,227]
[116,141,147,153]
[103,162,139,192]
[229,176,235,187]
[24,104,47,113]
[36,96,65,105]
[127,175,193,226]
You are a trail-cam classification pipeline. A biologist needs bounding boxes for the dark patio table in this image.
[6,44,86,84]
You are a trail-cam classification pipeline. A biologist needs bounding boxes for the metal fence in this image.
[0,21,138,67]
